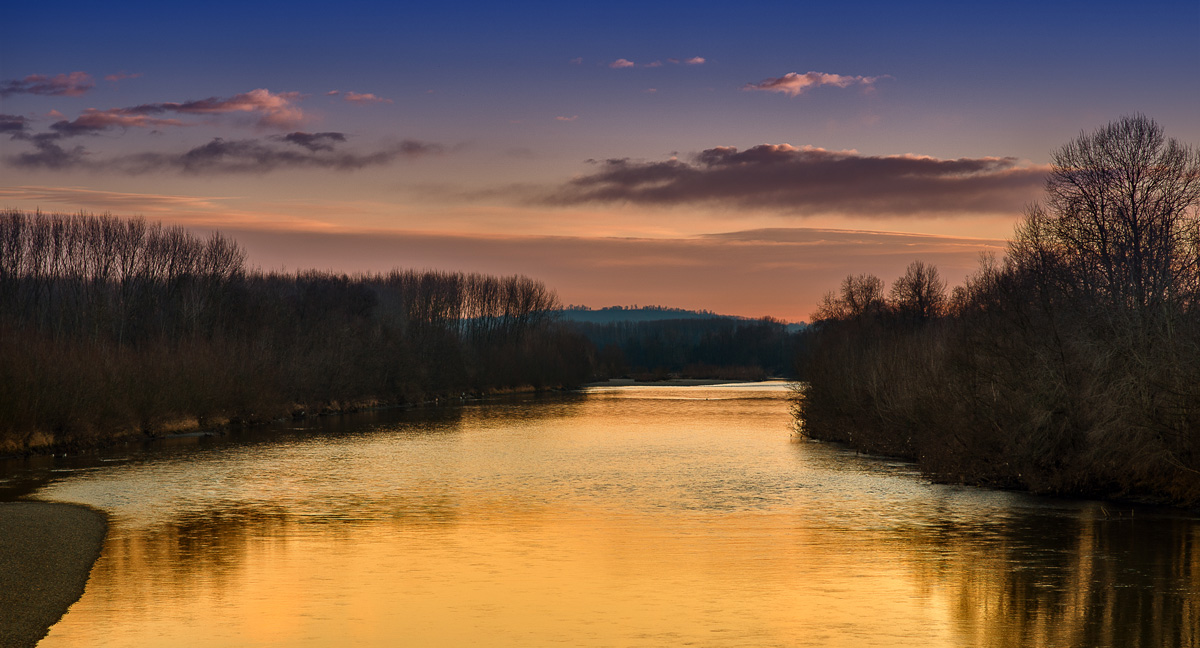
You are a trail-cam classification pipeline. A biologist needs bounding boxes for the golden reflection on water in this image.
[32,383,1200,647]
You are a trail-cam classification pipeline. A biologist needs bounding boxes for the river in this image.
[4,382,1197,647]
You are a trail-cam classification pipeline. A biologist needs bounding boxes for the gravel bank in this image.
[0,502,107,648]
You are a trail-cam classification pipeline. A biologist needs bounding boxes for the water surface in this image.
[13,382,1199,647]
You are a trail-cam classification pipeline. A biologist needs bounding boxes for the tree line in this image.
[570,317,804,381]
[797,115,1200,507]
[0,210,591,451]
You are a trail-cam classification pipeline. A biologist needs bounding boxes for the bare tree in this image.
[813,273,886,321]
[1013,114,1200,311]
[890,261,946,320]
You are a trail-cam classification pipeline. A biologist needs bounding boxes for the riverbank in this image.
[584,378,762,387]
[0,383,570,459]
[0,502,107,648]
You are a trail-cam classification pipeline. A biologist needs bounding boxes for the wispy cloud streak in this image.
[6,132,440,174]
[609,57,706,69]
[50,109,188,135]
[0,72,94,97]
[25,88,309,138]
[115,88,308,128]
[744,71,883,96]
[327,90,394,104]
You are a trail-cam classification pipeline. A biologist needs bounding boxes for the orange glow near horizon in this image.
[1,185,1014,320]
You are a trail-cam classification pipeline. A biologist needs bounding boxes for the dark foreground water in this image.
[4,382,1197,647]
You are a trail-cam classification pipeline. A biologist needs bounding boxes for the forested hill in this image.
[559,305,806,331]
[559,310,808,381]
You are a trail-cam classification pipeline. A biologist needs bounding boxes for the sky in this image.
[2,0,1198,321]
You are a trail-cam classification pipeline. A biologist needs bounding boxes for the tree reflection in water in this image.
[894,502,1198,648]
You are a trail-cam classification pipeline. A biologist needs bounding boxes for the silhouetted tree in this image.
[1011,114,1200,312]
[813,273,886,321]
[890,261,946,321]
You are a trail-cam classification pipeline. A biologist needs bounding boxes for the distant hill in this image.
[556,306,808,380]
[557,305,805,332]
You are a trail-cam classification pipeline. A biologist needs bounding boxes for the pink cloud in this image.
[556,115,579,122]
[170,88,307,128]
[342,91,393,105]
[112,88,308,129]
[38,89,312,138]
[644,61,663,68]
[1,72,94,97]
[744,71,884,96]
[609,59,636,69]
[52,108,188,135]
[684,57,706,65]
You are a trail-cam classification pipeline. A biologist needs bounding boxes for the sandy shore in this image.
[0,502,107,648]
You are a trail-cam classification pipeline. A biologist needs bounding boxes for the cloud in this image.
[540,144,1047,216]
[277,131,347,152]
[0,185,230,212]
[0,114,30,136]
[113,88,308,129]
[0,72,94,97]
[8,135,89,170]
[342,91,392,105]
[6,133,440,174]
[744,71,883,96]
[129,137,439,174]
[569,57,583,65]
[34,88,307,137]
[555,115,579,122]
[104,72,142,82]
[50,108,189,136]
[609,57,705,70]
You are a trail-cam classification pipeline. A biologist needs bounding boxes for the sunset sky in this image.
[3,0,1197,321]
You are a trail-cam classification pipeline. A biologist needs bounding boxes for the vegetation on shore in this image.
[569,316,805,382]
[0,208,804,454]
[0,210,592,452]
[796,115,1200,507]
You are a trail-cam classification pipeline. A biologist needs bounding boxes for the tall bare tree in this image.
[1013,115,1200,311]
[889,260,946,320]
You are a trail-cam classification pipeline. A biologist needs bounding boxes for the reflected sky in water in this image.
[23,382,1200,647]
